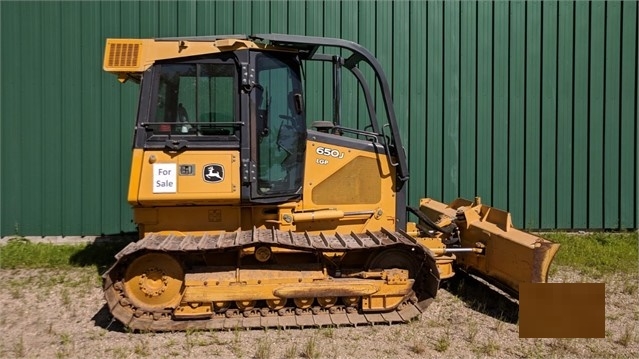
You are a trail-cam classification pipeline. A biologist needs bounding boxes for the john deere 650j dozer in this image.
[102,34,559,331]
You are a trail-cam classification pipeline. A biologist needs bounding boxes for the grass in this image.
[108,347,129,358]
[433,332,451,352]
[494,313,505,333]
[60,288,71,307]
[466,321,479,343]
[59,332,72,346]
[2,232,635,277]
[545,232,638,276]
[0,238,130,271]
[0,241,88,269]
[1,268,100,295]
[408,340,427,354]
[302,336,320,359]
[319,326,335,339]
[13,336,25,358]
[617,324,636,347]
[545,338,580,357]
[255,337,272,359]
[134,339,150,357]
[283,343,297,359]
[56,332,73,359]
[473,338,500,356]
[231,327,243,357]
[622,282,638,295]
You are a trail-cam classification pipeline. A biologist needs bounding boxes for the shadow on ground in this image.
[441,271,519,324]
[77,234,137,332]
[69,233,137,273]
[92,304,127,332]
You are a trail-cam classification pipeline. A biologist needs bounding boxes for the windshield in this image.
[148,62,238,138]
[255,52,306,197]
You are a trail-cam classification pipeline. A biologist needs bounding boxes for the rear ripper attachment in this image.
[103,229,440,331]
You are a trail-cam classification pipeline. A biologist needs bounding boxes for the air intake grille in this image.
[107,42,140,68]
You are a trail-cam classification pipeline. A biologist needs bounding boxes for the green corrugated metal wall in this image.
[1,0,636,236]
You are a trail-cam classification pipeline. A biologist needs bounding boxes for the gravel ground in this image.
[0,266,637,359]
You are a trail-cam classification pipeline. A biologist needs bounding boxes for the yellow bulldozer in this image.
[102,34,559,331]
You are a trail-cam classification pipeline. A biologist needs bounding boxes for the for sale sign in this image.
[153,163,177,193]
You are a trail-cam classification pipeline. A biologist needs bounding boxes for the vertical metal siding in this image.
[407,1,428,219]
[22,2,44,235]
[476,2,494,207]
[524,2,542,229]
[604,2,622,229]
[100,1,119,236]
[341,0,360,131]
[392,1,410,163]
[324,0,341,120]
[508,1,526,229]
[493,1,509,211]
[60,1,84,235]
[304,0,324,120]
[620,1,638,230]
[459,1,478,202]
[0,0,636,236]
[80,2,104,235]
[540,2,558,229]
[556,1,574,229]
[427,2,444,200]
[573,1,590,229]
[119,1,139,232]
[589,2,606,229]
[42,2,63,235]
[1,1,22,236]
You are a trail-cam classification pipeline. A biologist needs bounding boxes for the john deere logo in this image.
[203,164,224,183]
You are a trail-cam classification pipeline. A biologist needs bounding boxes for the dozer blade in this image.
[419,197,560,297]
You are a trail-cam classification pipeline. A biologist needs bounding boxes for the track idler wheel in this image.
[123,252,185,311]
[367,249,420,278]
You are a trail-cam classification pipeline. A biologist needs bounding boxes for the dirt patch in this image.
[0,267,636,359]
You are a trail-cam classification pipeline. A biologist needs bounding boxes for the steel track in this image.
[103,228,440,331]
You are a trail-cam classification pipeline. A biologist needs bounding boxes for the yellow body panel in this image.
[134,206,241,235]
[296,138,397,233]
[127,149,144,204]
[130,149,240,206]
[129,139,399,236]
[104,38,264,78]
[178,267,412,316]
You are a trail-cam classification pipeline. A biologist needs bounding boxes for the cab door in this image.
[248,51,306,203]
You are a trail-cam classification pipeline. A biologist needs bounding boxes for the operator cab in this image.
[122,34,409,224]
[134,47,307,203]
